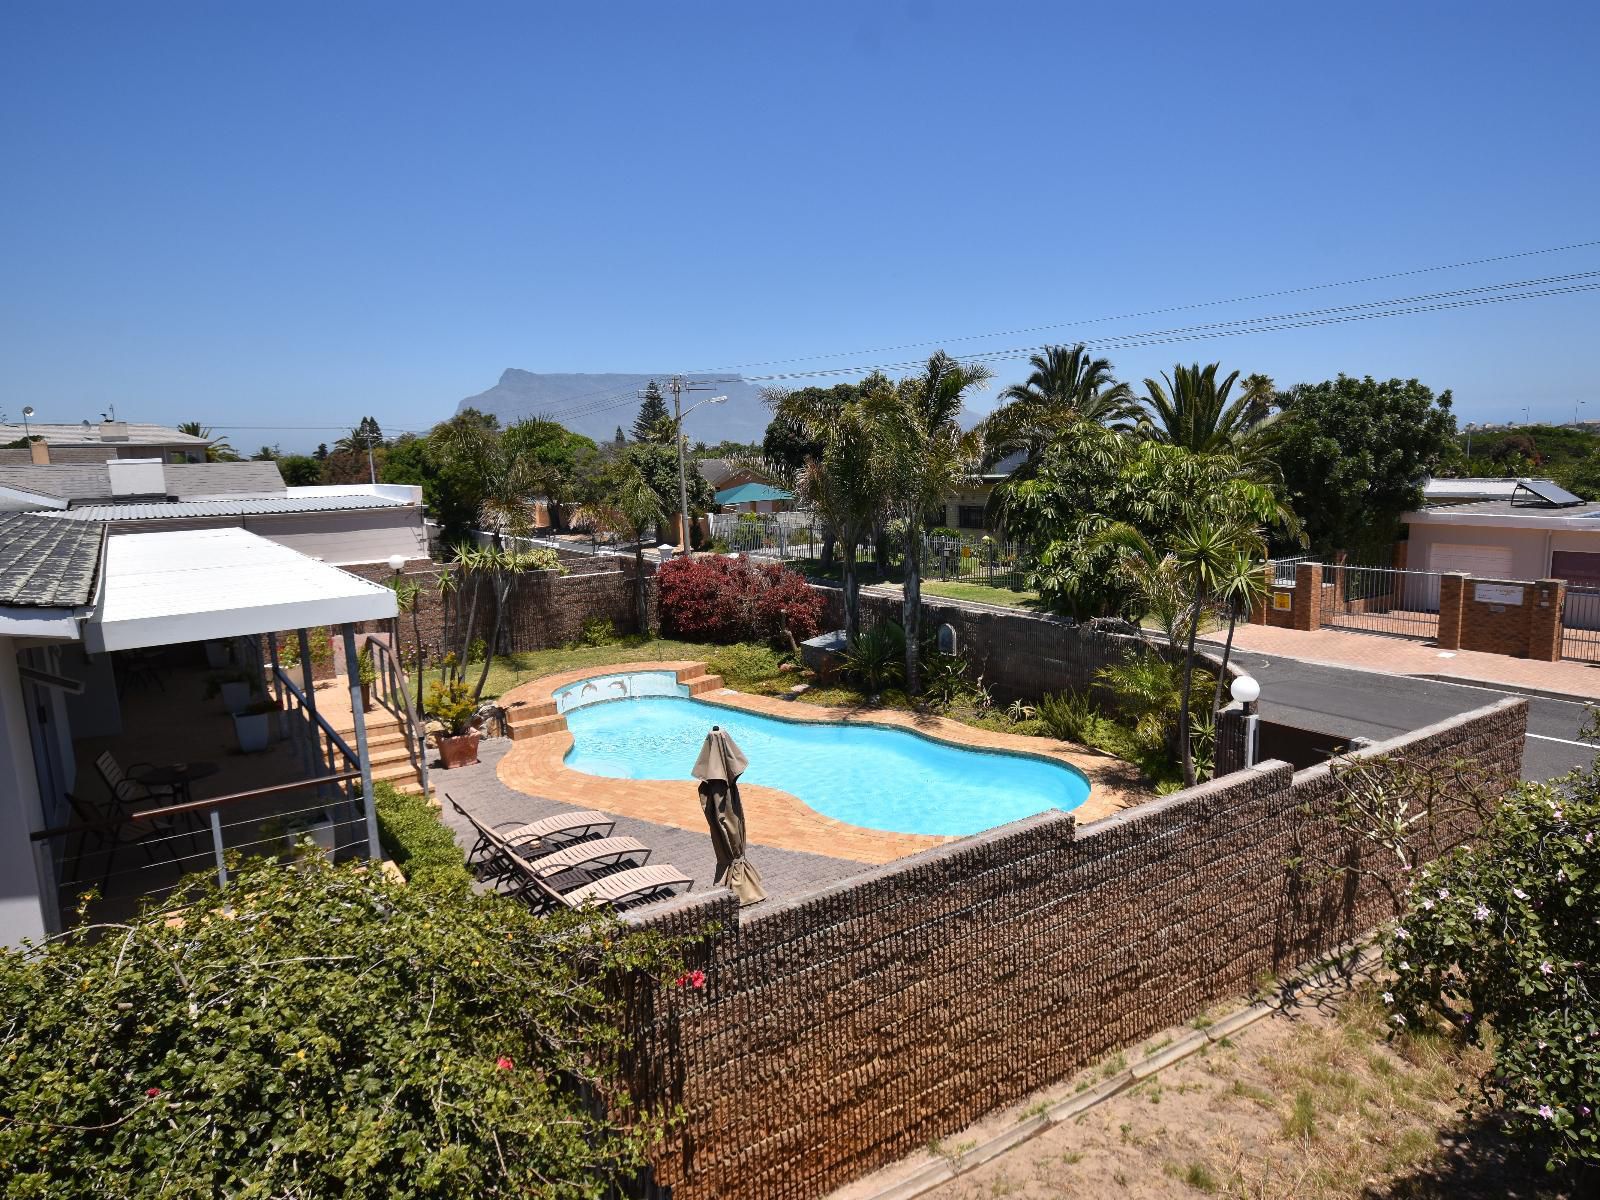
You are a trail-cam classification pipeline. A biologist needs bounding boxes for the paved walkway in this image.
[435,739,869,906]
[1207,622,1600,700]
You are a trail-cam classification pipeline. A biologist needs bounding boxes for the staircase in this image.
[504,666,725,742]
[330,703,427,797]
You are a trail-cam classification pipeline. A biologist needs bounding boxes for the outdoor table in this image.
[131,761,220,804]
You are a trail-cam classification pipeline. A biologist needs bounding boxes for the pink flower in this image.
[145,1086,161,1098]
[1540,960,1554,976]
[677,969,707,990]
[1539,1105,1555,1120]
[495,1056,514,1071]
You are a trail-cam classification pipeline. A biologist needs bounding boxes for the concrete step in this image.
[681,672,725,695]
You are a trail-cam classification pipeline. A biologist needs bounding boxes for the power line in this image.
[688,236,1600,373]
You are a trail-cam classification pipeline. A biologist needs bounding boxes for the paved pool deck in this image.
[436,738,868,904]
[490,662,1145,866]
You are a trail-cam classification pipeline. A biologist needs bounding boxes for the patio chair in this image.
[63,791,190,891]
[95,751,179,815]
[562,864,694,910]
[445,795,614,872]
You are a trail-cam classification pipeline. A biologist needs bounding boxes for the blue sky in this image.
[3,1,1598,451]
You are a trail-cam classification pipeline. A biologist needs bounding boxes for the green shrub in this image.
[423,677,478,736]
[1037,689,1103,743]
[466,637,487,664]
[843,622,905,693]
[921,651,974,707]
[0,856,686,1198]
[1382,771,1600,1168]
[706,642,783,688]
[372,782,472,893]
[579,617,618,647]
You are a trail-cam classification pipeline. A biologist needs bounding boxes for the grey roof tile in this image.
[39,494,406,521]
[0,512,105,608]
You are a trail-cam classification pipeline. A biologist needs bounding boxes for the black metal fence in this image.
[1323,563,1442,640]
[1562,586,1600,662]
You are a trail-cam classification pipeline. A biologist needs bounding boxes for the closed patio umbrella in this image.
[691,725,766,906]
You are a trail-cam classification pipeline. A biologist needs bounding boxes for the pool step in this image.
[679,671,724,695]
[509,712,568,741]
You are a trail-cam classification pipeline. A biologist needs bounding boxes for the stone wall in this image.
[811,583,1236,704]
[339,556,658,660]
[621,697,1528,1200]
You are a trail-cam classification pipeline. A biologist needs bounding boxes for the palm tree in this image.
[573,463,663,635]
[873,352,992,693]
[980,345,1135,484]
[176,421,238,462]
[1137,363,1265,455]
[1208,551,1270,718]
[1237,373,1278,427]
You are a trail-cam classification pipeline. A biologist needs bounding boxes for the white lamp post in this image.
[1230,675,1261,767]
[674,393,727,551]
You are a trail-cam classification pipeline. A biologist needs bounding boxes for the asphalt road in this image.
[1229,649,1598,782]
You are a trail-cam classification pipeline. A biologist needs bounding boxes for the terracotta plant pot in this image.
[435,730,481,769]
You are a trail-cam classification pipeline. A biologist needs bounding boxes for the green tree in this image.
[335,416,385,454]
[632,380,671,444]
[1137,362,1266,455]
[176,421,239,462]
[621,441,714,531]
[774,383,891,643]
[384,412,501,544]
[574,461,664,633]
[501,418,600,529]
[249,444,279,461]
[873,352,992,693]
[1269,375,1456,556]
[277,453,322,486]
[980,344,1135,490]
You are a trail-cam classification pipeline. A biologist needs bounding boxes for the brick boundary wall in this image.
[619,697,1528,1200]
[1436,573,1564,661]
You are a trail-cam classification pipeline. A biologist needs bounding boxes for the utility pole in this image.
[663,377,728,551]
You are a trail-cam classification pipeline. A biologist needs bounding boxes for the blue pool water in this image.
[558,675,1090,837]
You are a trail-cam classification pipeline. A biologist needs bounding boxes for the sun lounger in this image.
[446,795,615,874]
[563,864,693,909]
[527,835,650,879]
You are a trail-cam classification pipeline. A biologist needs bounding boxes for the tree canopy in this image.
[1268,375,1456,556]
[632,380,671,443]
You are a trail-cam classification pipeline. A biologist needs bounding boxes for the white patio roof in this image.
[84,527,398,652]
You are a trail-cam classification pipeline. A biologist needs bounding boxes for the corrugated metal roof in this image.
[36,494,408,521]
[715,481,795,505]
[0,512,105,608]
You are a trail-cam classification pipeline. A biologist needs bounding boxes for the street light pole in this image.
[664,377,727,550]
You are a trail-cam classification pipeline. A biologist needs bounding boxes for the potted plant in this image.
[356,643,377,712]
[233,698,278,753]
[205,668,260,715]
[424,678,480,768]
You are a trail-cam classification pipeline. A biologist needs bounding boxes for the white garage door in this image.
[1429,543,1514,578]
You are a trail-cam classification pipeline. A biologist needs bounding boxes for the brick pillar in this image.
[1292,562,1323,630]
[1529,578,1565,662]
[1437,573,1466,650]
[1249,564,1273,625]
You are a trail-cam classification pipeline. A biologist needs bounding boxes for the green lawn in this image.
[412,637,730,701]
[921,580,1044,609]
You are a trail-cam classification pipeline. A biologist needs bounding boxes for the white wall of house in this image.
[1407,523,1554,581]
[0,637,53,947]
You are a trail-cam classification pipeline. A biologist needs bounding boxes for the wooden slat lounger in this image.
[446,795,615,875]
[527,836,650,879]
[563,864,693,910]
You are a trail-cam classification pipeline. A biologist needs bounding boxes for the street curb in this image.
[1412,674,1600,706]
[828,943,1379,1200]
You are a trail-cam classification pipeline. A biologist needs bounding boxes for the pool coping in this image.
[493,662,1145,866]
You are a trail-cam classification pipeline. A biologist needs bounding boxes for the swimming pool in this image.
[556,671,1090,837]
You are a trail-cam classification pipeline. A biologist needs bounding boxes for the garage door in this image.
[1552,550,1600,588]
[1429,543,1514,578]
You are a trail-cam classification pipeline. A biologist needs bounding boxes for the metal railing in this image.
[1323,563,1442,640]
[924,533,1029,592]
[366,635,430,800]
[1270,554,1313,586]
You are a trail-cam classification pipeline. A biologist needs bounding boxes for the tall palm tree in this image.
[873,352,992,693]
[1237,373,1278,427]
[980,345,1135,484]
[176,421,238,462]
[1137,363,1264,455]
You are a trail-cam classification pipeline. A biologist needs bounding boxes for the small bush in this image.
[372,782,472,893]
[843,622,905,693]
[1038,689,1103,743]
[423,677,478,735]
[466,637,487,663]
[921,651,974,706]
[657,555,824,644]
[579,617,618,647]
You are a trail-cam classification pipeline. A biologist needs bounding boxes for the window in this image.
[957,505,986,530]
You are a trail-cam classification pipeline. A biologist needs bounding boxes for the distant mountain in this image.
[455,370,772,446]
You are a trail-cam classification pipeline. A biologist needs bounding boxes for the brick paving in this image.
[434,738,868,905]
[1208,621,1600,699]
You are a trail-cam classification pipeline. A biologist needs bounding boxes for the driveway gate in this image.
[1325,564,1442,640]
[1562,586,1600,662]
